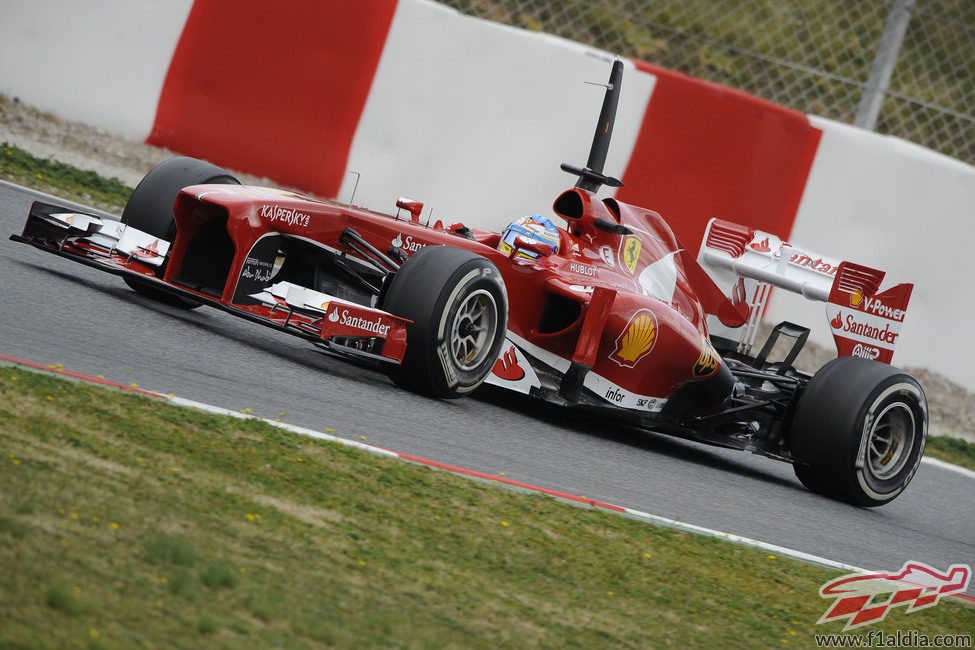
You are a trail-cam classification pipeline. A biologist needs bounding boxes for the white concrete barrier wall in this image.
[0,0,193,141]
[338,0,655,231]
[767,116,975,389]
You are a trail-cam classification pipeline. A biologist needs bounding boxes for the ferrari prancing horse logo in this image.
[620,235,642,274]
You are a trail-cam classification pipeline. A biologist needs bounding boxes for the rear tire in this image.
[121,156,239,308]
[381,246,508,398]
[789,357,927,507]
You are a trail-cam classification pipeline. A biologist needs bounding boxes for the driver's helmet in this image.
[498,214,560,260]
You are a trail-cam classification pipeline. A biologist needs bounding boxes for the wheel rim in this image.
[449,289,498,371]
[866,402,915,480]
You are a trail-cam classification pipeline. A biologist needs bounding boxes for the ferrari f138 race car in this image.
[11,60,927,507]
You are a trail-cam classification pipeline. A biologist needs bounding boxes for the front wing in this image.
[11,201,410,365]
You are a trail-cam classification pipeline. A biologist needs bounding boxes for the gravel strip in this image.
[2,92,972,443]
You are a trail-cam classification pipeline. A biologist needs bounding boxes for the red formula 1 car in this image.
[11,61,927,506]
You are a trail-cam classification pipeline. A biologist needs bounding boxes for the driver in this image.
[498,215,560,260]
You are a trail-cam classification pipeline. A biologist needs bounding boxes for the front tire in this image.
[121,156,240,308]
[381,246,508,398]
[789,357,927,507]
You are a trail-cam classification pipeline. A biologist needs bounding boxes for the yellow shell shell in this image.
[851,288,864,307]
[617,315,656,362]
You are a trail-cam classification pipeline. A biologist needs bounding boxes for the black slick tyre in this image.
[789,357,927,507]
[381,246,508,398]
[121,156,239,308]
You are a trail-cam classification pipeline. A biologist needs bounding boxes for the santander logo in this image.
[327,308,391,336]
[135,239,161,259]
[391,234,425,253]
[749,237,771,252]
[491,346,525,381]
[831,310,899,344]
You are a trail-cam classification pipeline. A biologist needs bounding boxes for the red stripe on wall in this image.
[148,0,398,199]
[617,61,822,255]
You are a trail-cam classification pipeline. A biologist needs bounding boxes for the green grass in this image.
[926,435,975,472]
[0,367,971,648]
[0,142,130,213]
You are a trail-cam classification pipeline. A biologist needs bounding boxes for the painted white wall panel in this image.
[338,0,655,233]
[0,0,194,140]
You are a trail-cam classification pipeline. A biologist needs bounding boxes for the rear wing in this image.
[697,219,912,364]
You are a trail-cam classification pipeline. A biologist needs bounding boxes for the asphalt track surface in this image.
[1,182,972,596]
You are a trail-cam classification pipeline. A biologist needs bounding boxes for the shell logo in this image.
[693,335,719,378]
[850,288,864,307]
[610,309,658,368]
